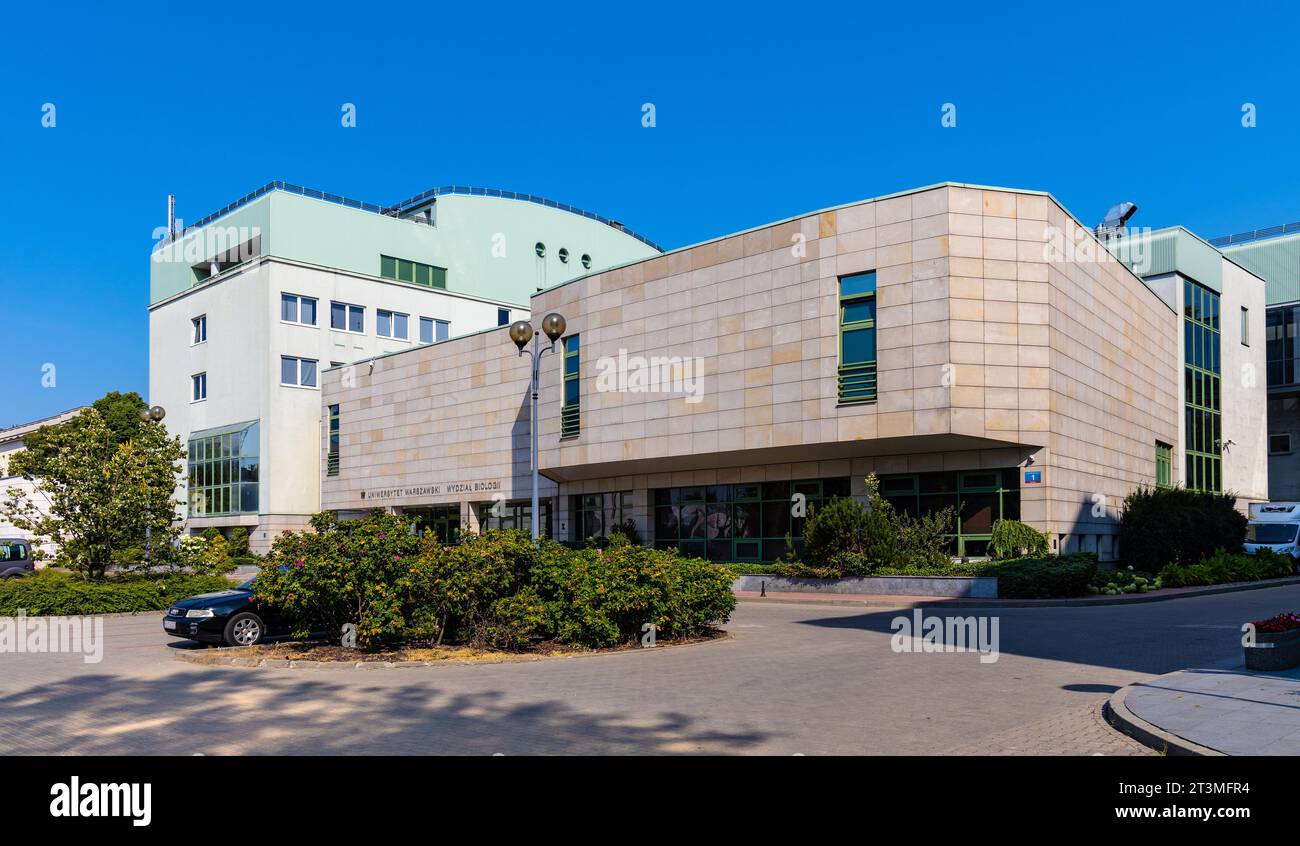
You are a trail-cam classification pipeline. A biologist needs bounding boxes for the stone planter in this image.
[1244,627,1300,671]
[731,574,998,598]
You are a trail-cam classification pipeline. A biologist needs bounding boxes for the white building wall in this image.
[1220,260,1269,504]
[149,256,529,551]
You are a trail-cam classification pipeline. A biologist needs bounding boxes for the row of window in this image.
[192,354,321,401]
[191,297,461,346]
[535,243,592,269]
[653,478,852,563]
[380,255,447,289]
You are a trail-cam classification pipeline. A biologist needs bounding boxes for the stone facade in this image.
[322,184,1199,561]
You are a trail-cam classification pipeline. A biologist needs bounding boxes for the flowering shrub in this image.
[1251,612,1300,634]
[254,511,422,649]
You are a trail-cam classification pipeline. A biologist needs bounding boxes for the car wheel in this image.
[223,613,265,647]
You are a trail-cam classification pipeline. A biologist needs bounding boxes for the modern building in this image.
[0,407,88,558]
[1109,226,1268,507]
[317,183,1270,563]
[148,182,661,552]
[1209,227,1300,500]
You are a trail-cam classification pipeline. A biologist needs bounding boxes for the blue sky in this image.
[3,0,1299,426]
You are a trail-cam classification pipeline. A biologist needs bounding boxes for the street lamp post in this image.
[509,313,567,540]
[139,405,166,568]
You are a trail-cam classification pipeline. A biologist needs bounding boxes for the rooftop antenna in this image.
[1095,201,1137,241]
[167,194,177,240]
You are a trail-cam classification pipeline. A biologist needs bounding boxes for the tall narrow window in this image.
[561,334,580,438]
[1155,441,1172,488]
[191,372,207,402]
[1184,279,1222,492]
[1242,306,1250,346]
[327,404,340,476]
[838,271,877,403]
[191,315,207,345]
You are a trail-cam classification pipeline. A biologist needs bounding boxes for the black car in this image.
[0,538,36,578]
[163,578,288,646]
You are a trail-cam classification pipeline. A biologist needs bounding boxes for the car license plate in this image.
[164,620,177,631]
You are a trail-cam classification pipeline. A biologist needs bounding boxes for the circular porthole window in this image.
[581,253,592,269]
[558,248,569,263]
[535,242,546,258]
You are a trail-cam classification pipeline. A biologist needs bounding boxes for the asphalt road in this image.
[2,585,1295,755]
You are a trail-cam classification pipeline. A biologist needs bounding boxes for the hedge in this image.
[254,515,737,651]
[1119,486,1246,571]
[0,570,234,616]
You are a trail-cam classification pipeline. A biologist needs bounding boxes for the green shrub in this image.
[253,511,423,649]
[174,534,237,577]
[1089,567,1161,595]
[799,493,891,575]
[231,556,260,568]
[410,529,539,646]
[226,527,252,558]
[1161,548,1292,588]
[0,570,232,616]
[990,519,1049,559]
[531,541,735,647]
[1119,486,1246,571]
[985,553,1098,599]
[782,474,953,576]
[251,517,734,652]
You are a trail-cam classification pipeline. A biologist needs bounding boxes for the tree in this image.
[1,407,185,579]
[10,391,147,479]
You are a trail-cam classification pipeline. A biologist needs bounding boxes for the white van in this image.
[1245,503,1300,564]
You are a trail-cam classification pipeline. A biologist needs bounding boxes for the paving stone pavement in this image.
[3,585,1299,755]
[945,703,1153,756]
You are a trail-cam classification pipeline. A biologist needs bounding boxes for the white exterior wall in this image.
[149,256,528,551]
[1220,260,1269,504]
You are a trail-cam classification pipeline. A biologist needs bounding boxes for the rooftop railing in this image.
[155,180,663,252]
[1209,222,1300,248]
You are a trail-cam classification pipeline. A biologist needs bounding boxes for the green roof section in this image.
[1222,233,1300,305]
[148,183,661,306]
[1109,226,1224,292]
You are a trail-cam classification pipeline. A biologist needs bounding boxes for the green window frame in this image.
[1183,279,1222,493]
[561,334,580,438]
[878,469,1021,558]
[1155,441,1172,488]
[380,255,447,290]
[838,271,877,403]
[327,404,340,477]
[652,478,852,563]
[570,491,632,543]
[187,421,259,518]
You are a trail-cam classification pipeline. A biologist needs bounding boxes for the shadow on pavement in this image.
[0,668,769,755]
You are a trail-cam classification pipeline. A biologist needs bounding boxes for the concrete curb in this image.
[1102,684,1225,757]
[169,631,734,670]
[734,575,1300,609]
